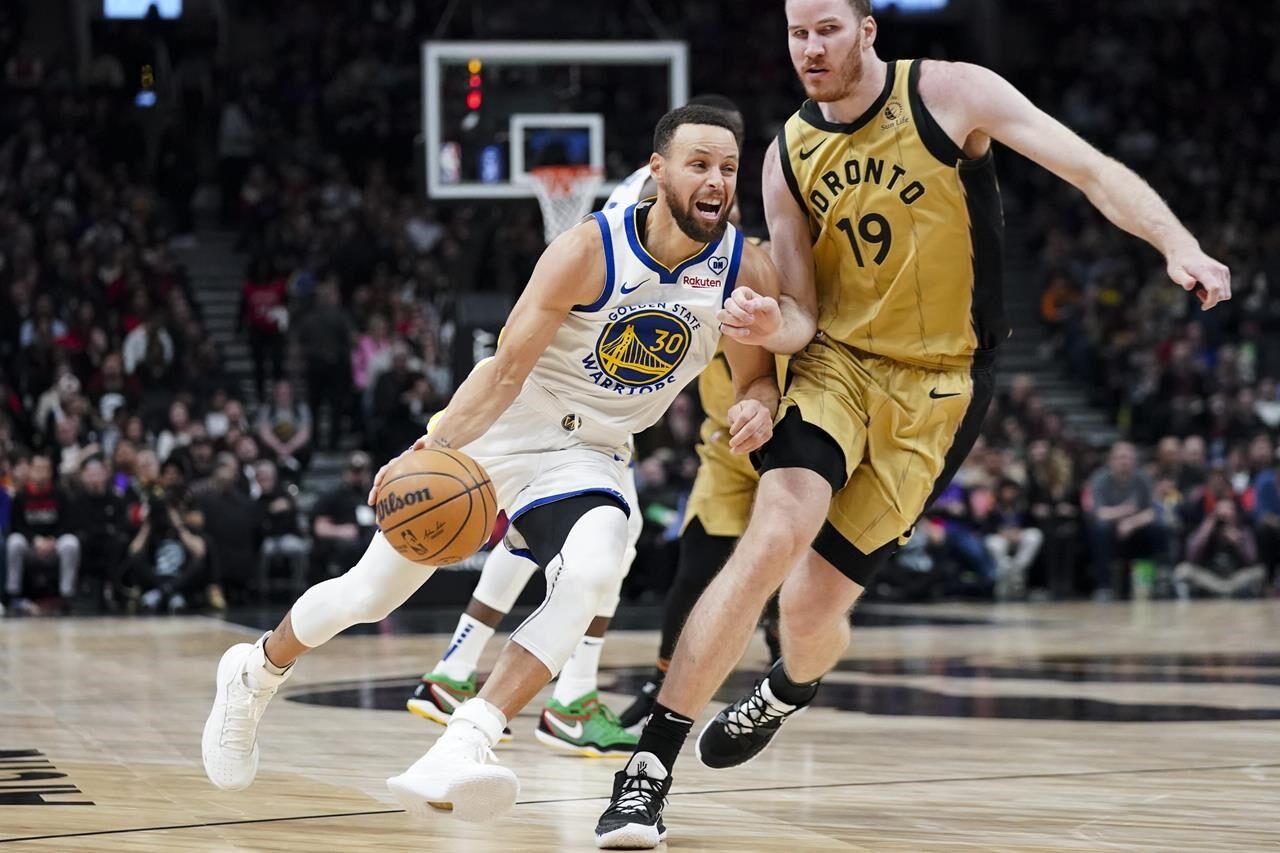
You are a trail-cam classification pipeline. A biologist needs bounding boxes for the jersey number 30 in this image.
[836,214,892,267]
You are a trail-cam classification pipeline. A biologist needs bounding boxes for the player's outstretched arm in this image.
[717,140,819,352]
[933,61,1230,311]
[367,221,604,503]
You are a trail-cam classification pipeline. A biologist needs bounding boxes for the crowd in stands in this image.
[2,0,1277,618]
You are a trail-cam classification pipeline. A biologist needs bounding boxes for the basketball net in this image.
[524,165,603,245]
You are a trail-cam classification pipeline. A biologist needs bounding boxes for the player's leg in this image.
[388,494,630,821]
[539,564,638,757]
[693,355,996,775]
[618,518,736,730]
[202,532,435,791]
[695,537,890,770]
[407,542,537,732]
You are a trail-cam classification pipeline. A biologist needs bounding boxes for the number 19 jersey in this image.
[777,58,1006,370]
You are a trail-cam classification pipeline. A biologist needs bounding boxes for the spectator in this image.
[1253,456,1280,589]
[370,344,425,461]
[121,311,175,377]
[255,380,313,479]
[1174,499,1265,598]
[51,415,100,478]
[983,479,1045,601]
[310,451,376,578]
[72,455,129,610]
[255,460,307,596]
[1083,442,1163,599]
[196,454,261,605]
[232,434,262,495]
[87,352,142,422]
[124,485,208,614]
[240,256,289,400]
[297,279,353,449]
[5,454,80,613]
[923,483,996,595]
[352,314,393,414]
[155,400,195,464]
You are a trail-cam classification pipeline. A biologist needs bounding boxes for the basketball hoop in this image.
[523,165,603,245]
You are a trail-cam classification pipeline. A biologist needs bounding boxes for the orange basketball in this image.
[374,448,497,566]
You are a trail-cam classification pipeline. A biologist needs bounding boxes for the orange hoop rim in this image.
[526,165,603,197]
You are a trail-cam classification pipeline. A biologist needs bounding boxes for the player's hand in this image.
[367,445,416,506]
[727,399,773,455]
[718,287,781,345]
[1166,245,1230,311]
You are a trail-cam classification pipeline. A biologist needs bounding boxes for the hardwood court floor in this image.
[2,600,1279,851]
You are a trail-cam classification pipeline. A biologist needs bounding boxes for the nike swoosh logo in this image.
[664,711,691,724]
[619,278,651,295]
[544,712,584,739]
[430,684,463,711]
[929,388,962,399]
[798,139,827,160]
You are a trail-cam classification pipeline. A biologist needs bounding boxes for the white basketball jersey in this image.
[524,200,744,445]
[602,165,652,210]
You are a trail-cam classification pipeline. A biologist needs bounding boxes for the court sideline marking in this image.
[2,761,1274,844]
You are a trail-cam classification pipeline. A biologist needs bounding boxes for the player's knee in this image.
[558,506,628,606]
[341,582,400,625]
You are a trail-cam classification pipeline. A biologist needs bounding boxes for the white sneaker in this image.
[387,724,519,822]
[201,640,288,790]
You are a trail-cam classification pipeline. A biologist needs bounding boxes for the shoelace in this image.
[610,772,664,817]
[720,680,790,739]
[589,701,626,729]
[220,679,274,751]
[440,728,499,765]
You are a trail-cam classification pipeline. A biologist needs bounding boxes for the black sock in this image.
[634,701,693,772]
[767,660,820,706]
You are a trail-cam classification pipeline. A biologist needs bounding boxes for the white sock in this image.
[448,698,508,748]
[552,636,604,705]
[244,632,293,690]
[434,614,495,682]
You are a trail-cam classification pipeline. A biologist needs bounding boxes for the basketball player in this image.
[403,95,747,758]
[202,104,786,823]
[595,0,1231,847]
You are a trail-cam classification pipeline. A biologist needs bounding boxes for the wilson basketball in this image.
[374,448,497,566]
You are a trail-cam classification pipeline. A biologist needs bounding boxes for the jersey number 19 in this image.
[836,213,893,267]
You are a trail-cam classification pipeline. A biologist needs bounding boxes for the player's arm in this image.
[934,61,1230,310]
[367,221,604,502]
[717,139,819,352]
[721,334,778,456]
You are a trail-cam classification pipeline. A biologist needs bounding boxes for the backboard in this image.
[421,40,688,200]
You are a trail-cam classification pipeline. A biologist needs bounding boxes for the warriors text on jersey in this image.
[777,58,1006,369]
[527,200,744,444]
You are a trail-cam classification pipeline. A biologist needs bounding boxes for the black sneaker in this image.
[618,672,663,733]
[695,667,811,769]
[594,751,670,849]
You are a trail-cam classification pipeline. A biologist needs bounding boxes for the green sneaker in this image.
[407,671,512,742]
[536,691,638,758]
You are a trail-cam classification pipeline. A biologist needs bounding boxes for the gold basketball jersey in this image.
[778,59,1006,369]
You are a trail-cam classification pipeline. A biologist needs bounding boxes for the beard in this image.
[800,34,865,102]
[664,183,731,243]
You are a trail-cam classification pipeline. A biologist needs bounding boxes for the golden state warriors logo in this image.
[593,309,692,388]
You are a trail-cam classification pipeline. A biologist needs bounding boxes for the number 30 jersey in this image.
[777,58,1006,370]
[525,199,744,445]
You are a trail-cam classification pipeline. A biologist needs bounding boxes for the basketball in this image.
[374,448,497,566]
